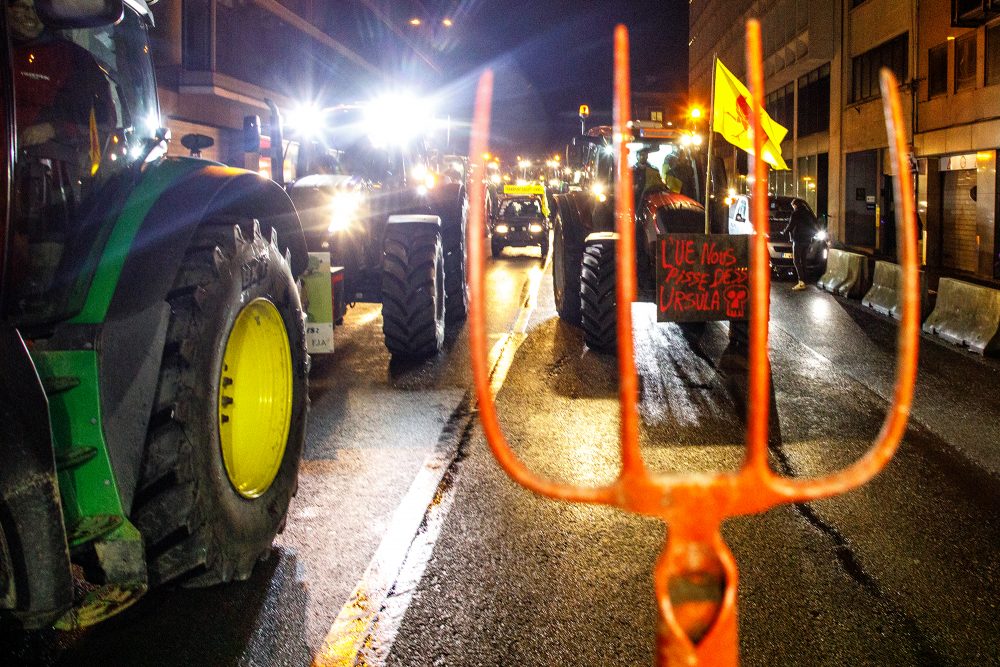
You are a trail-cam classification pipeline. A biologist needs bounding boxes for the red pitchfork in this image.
[466,20,920,666]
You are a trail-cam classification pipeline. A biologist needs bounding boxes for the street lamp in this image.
[442,18,453,27]
[409,17,422,26]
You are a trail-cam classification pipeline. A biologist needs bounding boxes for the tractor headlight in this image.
[529,223,544,234]
[494,224,509,234]
[328,191,362,232]
[592,182,607,203]
[814,229,829,242]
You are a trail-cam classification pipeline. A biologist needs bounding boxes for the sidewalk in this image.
[768,281,1000,480]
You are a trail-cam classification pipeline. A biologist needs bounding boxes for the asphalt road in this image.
[3,246,999,666]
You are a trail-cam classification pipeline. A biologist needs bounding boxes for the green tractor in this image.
[1,0,310,629]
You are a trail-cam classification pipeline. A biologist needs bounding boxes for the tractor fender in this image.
[642,191,706,241]
[97,159,307,513]
[554,191,597,236]
[0,328,72,629]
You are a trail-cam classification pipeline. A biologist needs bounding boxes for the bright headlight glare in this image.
[815,229,829,241]
[529,223,544,233]
[495,224,509,234]
[365,93,433,147]
[328,191,361,232]
[591,182,605,197]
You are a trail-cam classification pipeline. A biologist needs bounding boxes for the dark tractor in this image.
[1,0,310,629]
[282,105,468,359]
[553,124,743,351]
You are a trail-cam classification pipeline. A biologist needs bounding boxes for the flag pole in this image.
[704,54,717,234]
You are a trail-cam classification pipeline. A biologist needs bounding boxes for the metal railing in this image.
[467,20,920,666]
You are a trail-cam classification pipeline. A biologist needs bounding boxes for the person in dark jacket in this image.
[782,199,816,290]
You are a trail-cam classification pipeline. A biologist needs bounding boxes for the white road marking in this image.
[313,253,549,666]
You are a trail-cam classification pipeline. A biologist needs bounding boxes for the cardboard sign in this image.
[656,234,750,322]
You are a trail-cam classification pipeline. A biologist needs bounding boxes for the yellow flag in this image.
[711,58,789,170]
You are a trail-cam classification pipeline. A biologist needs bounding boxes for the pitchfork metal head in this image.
[466,20,920,667]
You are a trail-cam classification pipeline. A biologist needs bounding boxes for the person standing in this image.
[783,199,816,291]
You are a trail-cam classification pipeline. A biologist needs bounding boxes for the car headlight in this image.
[529,223,544,234]
[494,224,509,234]
[814,229,829,242]
[328,191,362,232]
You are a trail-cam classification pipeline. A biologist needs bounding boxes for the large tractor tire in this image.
[132,219,308,588]
[552,200,587,326]
[438,187,468,326]
[581,234,618,352]
[382,224,446,358]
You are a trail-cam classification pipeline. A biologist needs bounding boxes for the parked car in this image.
[728,195,829,277]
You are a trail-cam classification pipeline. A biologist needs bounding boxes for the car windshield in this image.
[501,198,541,218]
[7,4,159,322]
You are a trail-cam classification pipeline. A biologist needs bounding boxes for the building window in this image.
[183,0,213,70]
[797,63,830,137]
[650,111,663,122]
[928,42,948,97]
[955,33,977,92]
[851,33,909,103]
[987,23,1000,86]
[765,82,794,131]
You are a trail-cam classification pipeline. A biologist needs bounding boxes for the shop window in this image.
[929,42,948,97]
[955,33,977,91]
[987,23,1000,86]
[851,33,909,103]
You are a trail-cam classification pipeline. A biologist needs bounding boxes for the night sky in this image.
[425,0,689,156]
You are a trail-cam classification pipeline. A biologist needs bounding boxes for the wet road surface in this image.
[3,251,1000,666]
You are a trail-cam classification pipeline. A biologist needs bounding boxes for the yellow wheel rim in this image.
[218,298,293,499]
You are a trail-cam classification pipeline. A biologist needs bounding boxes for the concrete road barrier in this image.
[922,277,1000,355]
[862,260,929,320]
[817,249,870,299]
[862,260,901,317]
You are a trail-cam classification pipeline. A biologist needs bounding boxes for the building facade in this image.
[914,0,1000,280]
[691,0,1000,283]
[690,0,840,223]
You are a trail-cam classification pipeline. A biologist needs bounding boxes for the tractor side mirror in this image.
[35,0,123,28]
[181,133,214,158]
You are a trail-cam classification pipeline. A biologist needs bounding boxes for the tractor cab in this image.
[572,123,725,232]
[3,0,162,325]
